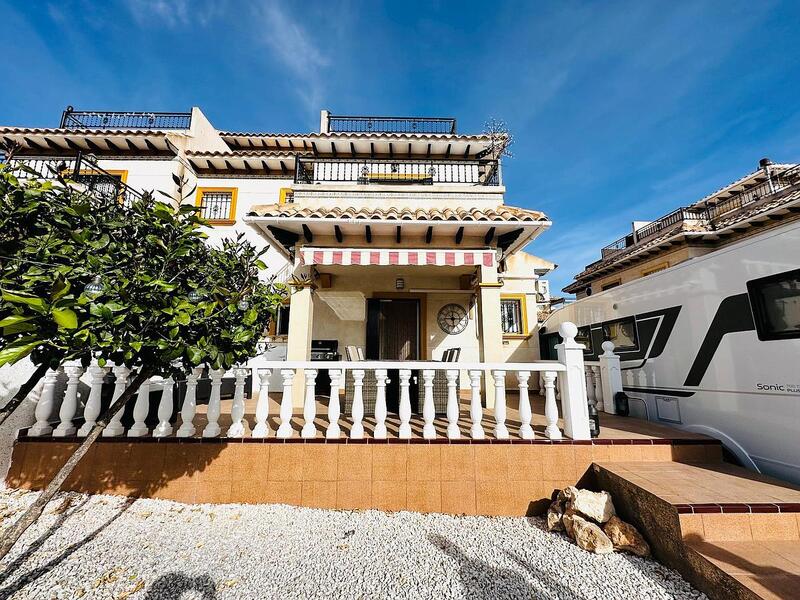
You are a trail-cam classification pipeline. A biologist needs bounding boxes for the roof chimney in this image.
[320,110,330,134]
[759,157,772,168]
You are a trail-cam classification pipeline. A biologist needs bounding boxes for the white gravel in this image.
[0,488,706,600]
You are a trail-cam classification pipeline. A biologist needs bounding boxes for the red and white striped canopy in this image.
[299,247,496,267]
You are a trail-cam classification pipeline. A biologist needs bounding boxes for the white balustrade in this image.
[599,341,623,414]
[492,370,509,439]
[153,376,174,437]
[350,369,365,439]
[277,369,295,438]
[445,369,460,439]
[422,369,436,439]
[301,368,318,439]
[586,365,597,408]
[228,367,250,438]
[30,367,60,437]
[203,368,225,438]
[554,323,591,440]
[53,364,82,437]
[252,369,272,438]
[103,365,131,437]
[517,370,534,440]
[128,379,151,437]
[591,366,604,412]
[326,369,342,439]
[177,367,203,438]
[373,369,388,439]
[78,362,108,436]
[543,370,562,440]
[398,369,412,439]
[468,370,484,440]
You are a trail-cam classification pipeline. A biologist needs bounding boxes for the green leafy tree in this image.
[0,165,284,559]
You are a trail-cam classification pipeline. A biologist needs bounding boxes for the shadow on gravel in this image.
[428,533,541,599]
[144,573,216,599]
[0,496,134,598]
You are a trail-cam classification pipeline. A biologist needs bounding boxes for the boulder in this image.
[603,516,651,557]
[567,489,616,524]
[561,508,578,539]
[546,503,564,532]
[571,514,614,554]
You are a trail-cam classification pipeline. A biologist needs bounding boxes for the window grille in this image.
[199,190,234,221]
[501,299,523,334]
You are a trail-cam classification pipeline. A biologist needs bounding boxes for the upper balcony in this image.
[294,157,501,186]
[324,113,457,135]
[60,106,192,130]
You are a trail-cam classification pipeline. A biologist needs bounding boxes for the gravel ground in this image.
[0,488,706,600]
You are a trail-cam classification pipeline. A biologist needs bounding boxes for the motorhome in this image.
[542,159,800,483]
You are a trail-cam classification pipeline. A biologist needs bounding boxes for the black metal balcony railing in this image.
[60,107,192,130]
[327,115,457,135]
[294,157,500,186]
[597,164,800,263]
[8,153,145,206]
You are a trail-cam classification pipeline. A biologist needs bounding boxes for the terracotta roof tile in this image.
[248,204,547,223]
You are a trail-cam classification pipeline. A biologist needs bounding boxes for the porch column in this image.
[287,284,314,407]
[478,262,503,407]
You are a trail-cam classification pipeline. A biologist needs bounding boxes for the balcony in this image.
[60,107,192,130]
[294,157,501,186]
[327,115,457,135]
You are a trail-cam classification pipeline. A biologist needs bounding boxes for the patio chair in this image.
[418,348,460,414]
[344,346,378,414]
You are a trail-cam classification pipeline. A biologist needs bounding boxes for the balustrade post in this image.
[252,369,272,438]
[554,322,591,440]
[492,370,509,439]
[422,369,436,439]
[398,369,412,439]
[374,369,388,439]
[326,369,342,439]
[277,369,295,438]
[586,367,596,408]
[177,367,203,437]
[517,370,534,440]
[203,368,225,438]
[30,368,60,436]
[78,362,108,436]
[153,376,175,437]
[543,371,562,440]
[468,370,484,439]
[54,364,82,437]
[592,366,604,412]
[301,369,318,439]
[445,369,460,439]
[350,369,365,439]
[599,341,622,414]
[103,365,131,437]
[227,367,249,438]
[128,379,151,437]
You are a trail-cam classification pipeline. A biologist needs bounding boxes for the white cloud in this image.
[124,0,223,28]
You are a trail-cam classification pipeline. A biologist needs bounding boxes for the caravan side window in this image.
[602,317,638,350]
[747,268,800,341]
[575,326,593,354]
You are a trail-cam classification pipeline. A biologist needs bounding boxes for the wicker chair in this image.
[343,346,378,414]
[419,348,461,414]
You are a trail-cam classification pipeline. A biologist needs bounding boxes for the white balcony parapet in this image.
[24,321,609,443]
[103,365,131,437]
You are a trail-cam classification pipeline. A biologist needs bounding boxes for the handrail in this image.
[256,359,567,371]
[327,115,456,134]
[60,107,192,130]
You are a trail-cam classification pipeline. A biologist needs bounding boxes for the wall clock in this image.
[437,303,468,335]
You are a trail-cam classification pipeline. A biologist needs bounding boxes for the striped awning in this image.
[299,248,496,267]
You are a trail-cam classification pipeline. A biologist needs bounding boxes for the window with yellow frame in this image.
[77,169,128,204]
[196,187,238,224]
[500,294,528,336]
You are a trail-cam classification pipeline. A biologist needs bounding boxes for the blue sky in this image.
[2,1,800,293]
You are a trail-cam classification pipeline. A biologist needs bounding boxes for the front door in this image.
[366,298,420,413]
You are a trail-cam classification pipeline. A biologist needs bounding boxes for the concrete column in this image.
[287,285,314,407]
[477,263,503,407]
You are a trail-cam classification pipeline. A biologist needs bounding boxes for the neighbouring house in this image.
[1,107,558,405]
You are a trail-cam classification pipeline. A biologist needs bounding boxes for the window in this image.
[276,305,290,336]
[196,188,237,224]
[501,295,527,335]
[602,317,638,350]
[601,279,621,291]
[576,326,593,354]
[642,262,669,277]
[747,268,800,341]
[76,169,128,203]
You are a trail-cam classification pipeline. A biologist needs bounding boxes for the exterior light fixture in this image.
[237,299,250,311]
[84,275,104,298]
[188,290,203,303]
[395,278,405,290]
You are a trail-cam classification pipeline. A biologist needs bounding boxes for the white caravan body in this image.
[541,220,800,484]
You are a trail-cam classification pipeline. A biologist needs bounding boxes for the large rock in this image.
[546,503,564,532]
[567,489,616,524]
[571,514,614,554]
[561,508,578,539]
[603,516,651,557]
